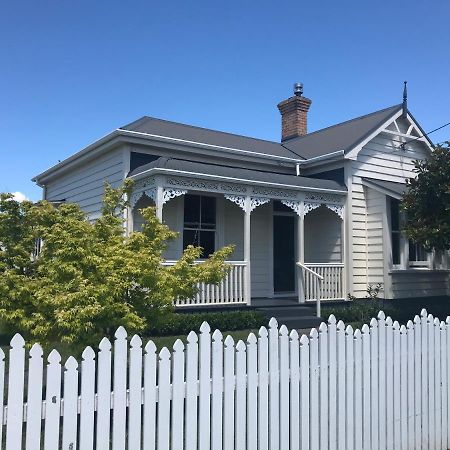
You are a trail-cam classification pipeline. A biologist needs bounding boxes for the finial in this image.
[402,81,408,118]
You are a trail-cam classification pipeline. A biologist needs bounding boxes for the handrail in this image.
[296,262,324,281]
[162,260,247,266]
[297,261,323,318]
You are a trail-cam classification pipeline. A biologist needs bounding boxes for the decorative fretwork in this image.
[162,189,187,205]
[304,202,322,216]
[166,177,220,191]
[224,194,246,211]
[251,186,298,200]
[305,193,342,204]
[220,183,247,194]
[325,204,344,220]
[249,197,270,212]
[129,188,156,209]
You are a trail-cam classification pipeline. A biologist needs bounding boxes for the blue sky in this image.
[1,1,449,200]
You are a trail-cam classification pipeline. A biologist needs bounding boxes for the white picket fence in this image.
[1,309,450,449]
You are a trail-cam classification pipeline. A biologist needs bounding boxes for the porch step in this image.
[255,305,323,330]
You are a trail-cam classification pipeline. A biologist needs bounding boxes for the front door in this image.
[273,215,296,293]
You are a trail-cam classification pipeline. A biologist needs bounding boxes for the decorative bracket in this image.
[249,197,270,213]
[224,194,246,211]
[304,202,321,216]
[325,204,344,220]
[129,188,157,209]
[281,200,302,216]
[162,188,187,205]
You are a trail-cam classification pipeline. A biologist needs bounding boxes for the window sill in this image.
[389,268,450,274]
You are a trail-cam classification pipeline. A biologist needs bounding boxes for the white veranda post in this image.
[244,196,251,305]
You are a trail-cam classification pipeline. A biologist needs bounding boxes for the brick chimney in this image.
[277,83,312,141]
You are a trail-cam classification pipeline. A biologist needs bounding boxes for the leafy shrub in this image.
[146,310,266,336]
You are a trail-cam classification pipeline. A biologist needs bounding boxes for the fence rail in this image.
[163,260,247,306]
[1,309,450,449]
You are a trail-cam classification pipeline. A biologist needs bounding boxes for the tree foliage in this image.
[0,181,233,348]
[402,142,450,251]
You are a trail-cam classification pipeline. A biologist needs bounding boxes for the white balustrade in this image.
[303,263,345,301]
[163,261,247,306]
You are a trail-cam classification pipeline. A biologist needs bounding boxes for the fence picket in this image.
[211,330,223,450]
[337,320,346,450]
[289,329,300,450]
[310,328,320,450]
[299,334,310,450]
[25,344,43,450]
[236,340,247,450]
[428,314,436,450]
[96,337,112,450]
[435,321,443,450]
[441,320,448,450]
[400,325,408,450]
[378,311,387,450]
[143,340,157,450]
[113,326,128,450]
[223,335,235,450]
[279,325,290,450]
[62,356,78,450]
[6,333,25,450]
[406,320,415,450]
[128,335,143,450]
[172,339,185,450]
[247,333,258,450]
[268,317,280,450]
[185,331,199,450]
[258,326,269,450]
[199,322,212,450]
[0,348,5,449]
[353,329,363,450]
[319,322,329,450]
[80,346,96,450]
[158,347,171,450]
[43,349,62,450]
[361,323,371,450]
[386,316,394,450]
[393,321,401,450]
[413,315,422,450]
[421,310,429,450]
[328,315,337,450]
[447,317,450,450]
[345,325,354,450]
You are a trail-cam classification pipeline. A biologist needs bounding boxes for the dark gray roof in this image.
[121,116,298,159]
[122,105,403,161]
[282,105,402,159]
[129,157,347,192]
[362,178,406,199]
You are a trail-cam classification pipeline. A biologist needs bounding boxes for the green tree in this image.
[0,181,233,349]
[402,142,450,251]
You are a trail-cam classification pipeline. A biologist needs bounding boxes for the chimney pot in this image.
[277,83,312,141]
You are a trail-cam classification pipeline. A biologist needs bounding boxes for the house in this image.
[32,84,450,307]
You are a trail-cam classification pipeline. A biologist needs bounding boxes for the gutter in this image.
[128,167,347,195]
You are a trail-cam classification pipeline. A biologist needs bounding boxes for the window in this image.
[409,241,428,267]
[390,199,401,266]
[183,195,216,257]
[390,197,429,268]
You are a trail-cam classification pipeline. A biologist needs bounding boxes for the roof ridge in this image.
[284,104,402,143]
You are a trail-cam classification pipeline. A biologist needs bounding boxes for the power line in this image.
[398,121,450,150]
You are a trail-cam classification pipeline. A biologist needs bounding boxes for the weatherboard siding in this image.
[45,148,125,220]
[350,132,449,298]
